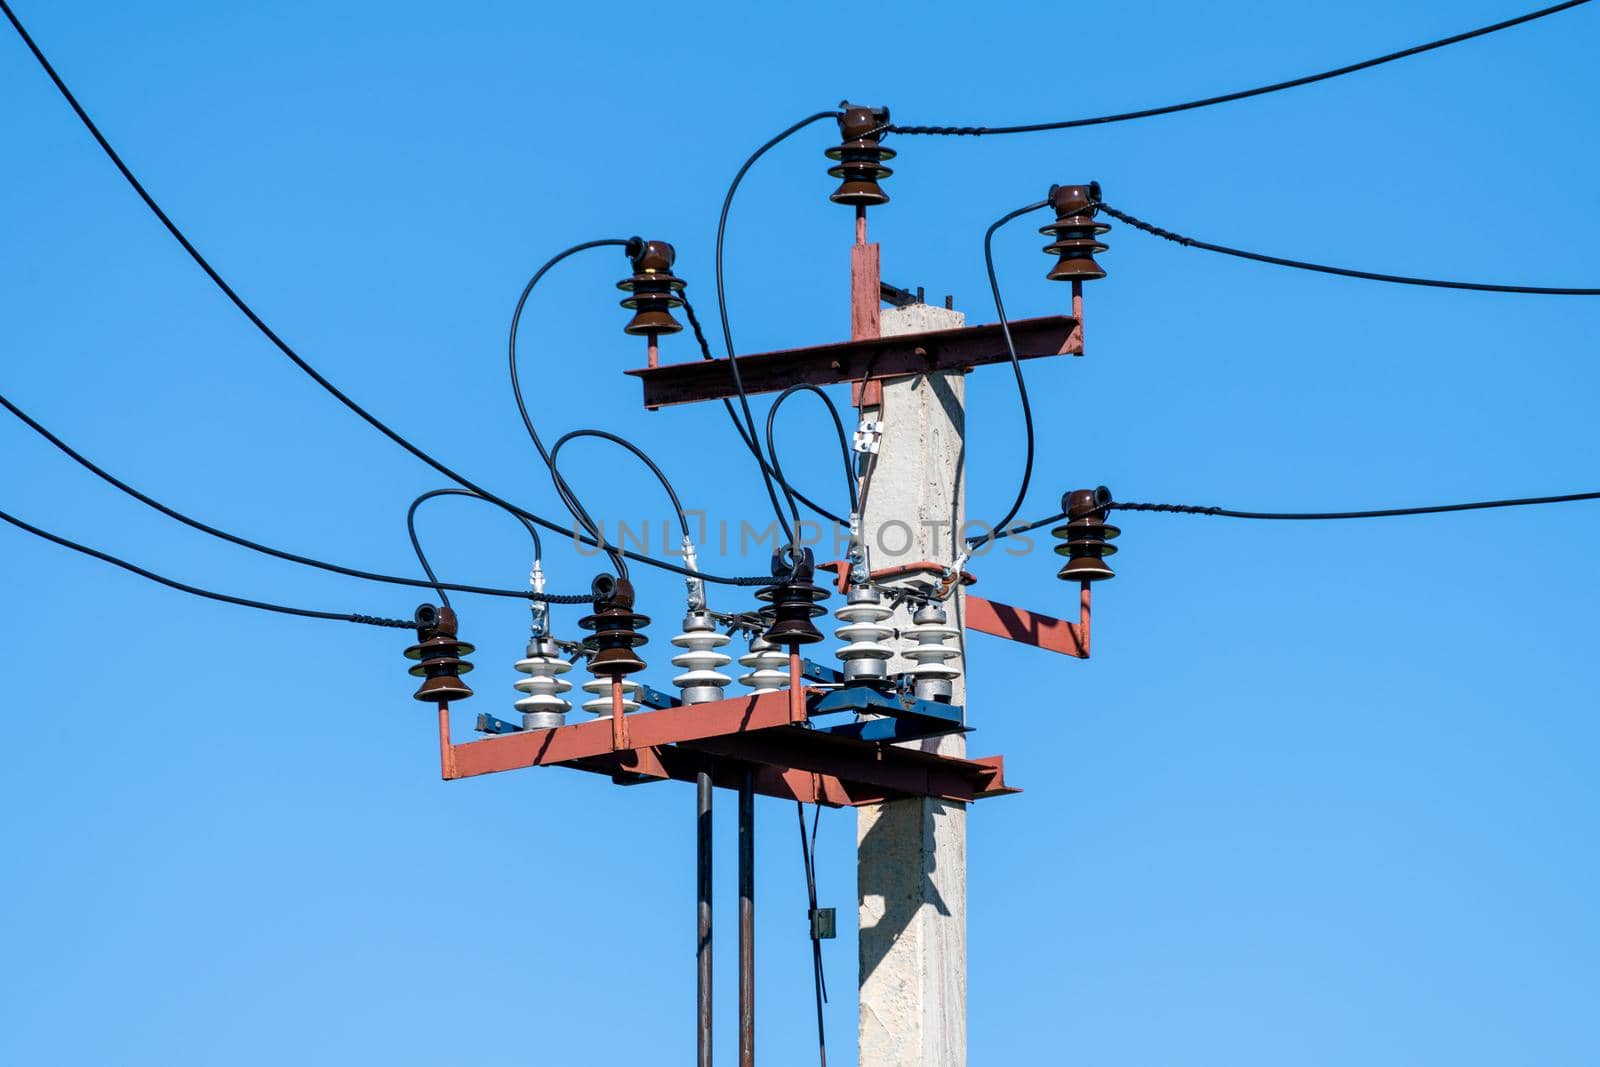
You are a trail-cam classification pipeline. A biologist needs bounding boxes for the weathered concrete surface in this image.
[858,303,968,1067]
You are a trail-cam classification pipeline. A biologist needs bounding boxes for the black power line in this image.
[0,506,414,628]
[0,1,771,589]
[0,391,590,603]
[966,197,1051,555]
[1098,202,1600,295]
[680,292,849,529]
[1112,491,1600,521]
[713,110,842,551]
[883,0,1592,136]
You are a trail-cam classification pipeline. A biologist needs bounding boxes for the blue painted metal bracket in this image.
[637,684,681,711]
[474,712,524,735]
[806,685,966,745]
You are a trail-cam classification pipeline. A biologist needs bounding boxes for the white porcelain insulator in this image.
[737,635,790,694]
[671,618,733,704]
[580,677,642,715]
[833,589,894,682]
[904,608,962,702]
[512,650,573,716]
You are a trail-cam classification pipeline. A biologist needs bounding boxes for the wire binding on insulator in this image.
[903,599,961,703]
[833,584,894,683]
[617,238,686,336]
[671,611,733,705]
[738,632,791,694]
[404,603,475,703]
[1053,486,1119,581]
[827,103,894,207]
[513,635,573,730]
[1042,182,1109,282]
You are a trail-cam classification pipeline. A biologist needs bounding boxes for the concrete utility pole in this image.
[857,301,968,1067]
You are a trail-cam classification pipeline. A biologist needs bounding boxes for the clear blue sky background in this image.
[3,1,1597,1063]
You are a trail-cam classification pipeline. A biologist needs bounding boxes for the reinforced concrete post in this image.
[857,302,968,1067]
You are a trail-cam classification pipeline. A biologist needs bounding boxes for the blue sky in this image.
[3,1,1597,1064]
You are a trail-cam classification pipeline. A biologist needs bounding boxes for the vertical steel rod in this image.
[739,769,756,1067]
[698,769,714,1067]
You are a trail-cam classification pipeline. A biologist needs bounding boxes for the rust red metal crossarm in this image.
[433,687,1018,806]
[626,315,1080,410]
[817,559,1091,658]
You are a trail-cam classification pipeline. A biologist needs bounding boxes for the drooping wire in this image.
[0,390,588,603]
[406,488,549,610]
[964,197,1051,557]
[879,0,1592,136]
[548,429,695,549]
[0,4,771,588]
[714,110,842,550]
[796,800,828,1066]
[765,384,858,523]
[970,489,1600,548]
[965,507,1069,550]
[1097,201,1600,295]
[1110,491,1600,520]
[681,292,848,528]
[507,239,636,576]
[0,506,413,628]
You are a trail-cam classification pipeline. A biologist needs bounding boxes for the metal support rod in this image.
[610,675,627,750]
[739,769,756,1067]
[698,769,714,1067]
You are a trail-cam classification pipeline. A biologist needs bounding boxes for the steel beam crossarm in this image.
[625,314,1080,409]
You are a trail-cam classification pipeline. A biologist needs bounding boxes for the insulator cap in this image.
[404,603,475,703]
[1041,182,1108,282]
[757,547,829,646]
[618,238,685,336]
[827,103,895,207]
[580,574,650,676]
[1051,486,1118,582]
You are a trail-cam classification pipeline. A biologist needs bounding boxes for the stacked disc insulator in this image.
[738,634,791,694]
[757,548,829,647]
[512,636,572,729]
[1041,182,1109,282]
[904,600,961,703]
[1052,487,1119,582]
[617,238,685,336]
[833,584,894,683]
[578,574,649,716]
[404,603,475,703]
[671,612,734,705]
[826,103,894,207]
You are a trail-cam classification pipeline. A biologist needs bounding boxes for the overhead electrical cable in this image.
[0,391,589,602]
[713,110,842,550]
[0,3,771,588]
[1110,491,1600,521]
[548,430,696,568]
[963,196,1050,557]
[879,0,1593,137]
[1096,201,1600,295]
[0,506,414,628]
[765,384,858,524]
[507,239,637,576]
[406,488,552,610]
[681,292,849,528]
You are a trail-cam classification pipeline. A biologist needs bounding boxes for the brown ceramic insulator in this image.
[579,574,651,676]
[826,103,895,207]
[1041,182,1110,282]
[1051,487,1119,582]
[756,547,829,645]
[617,238,686,336]
[404,603,476,702]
